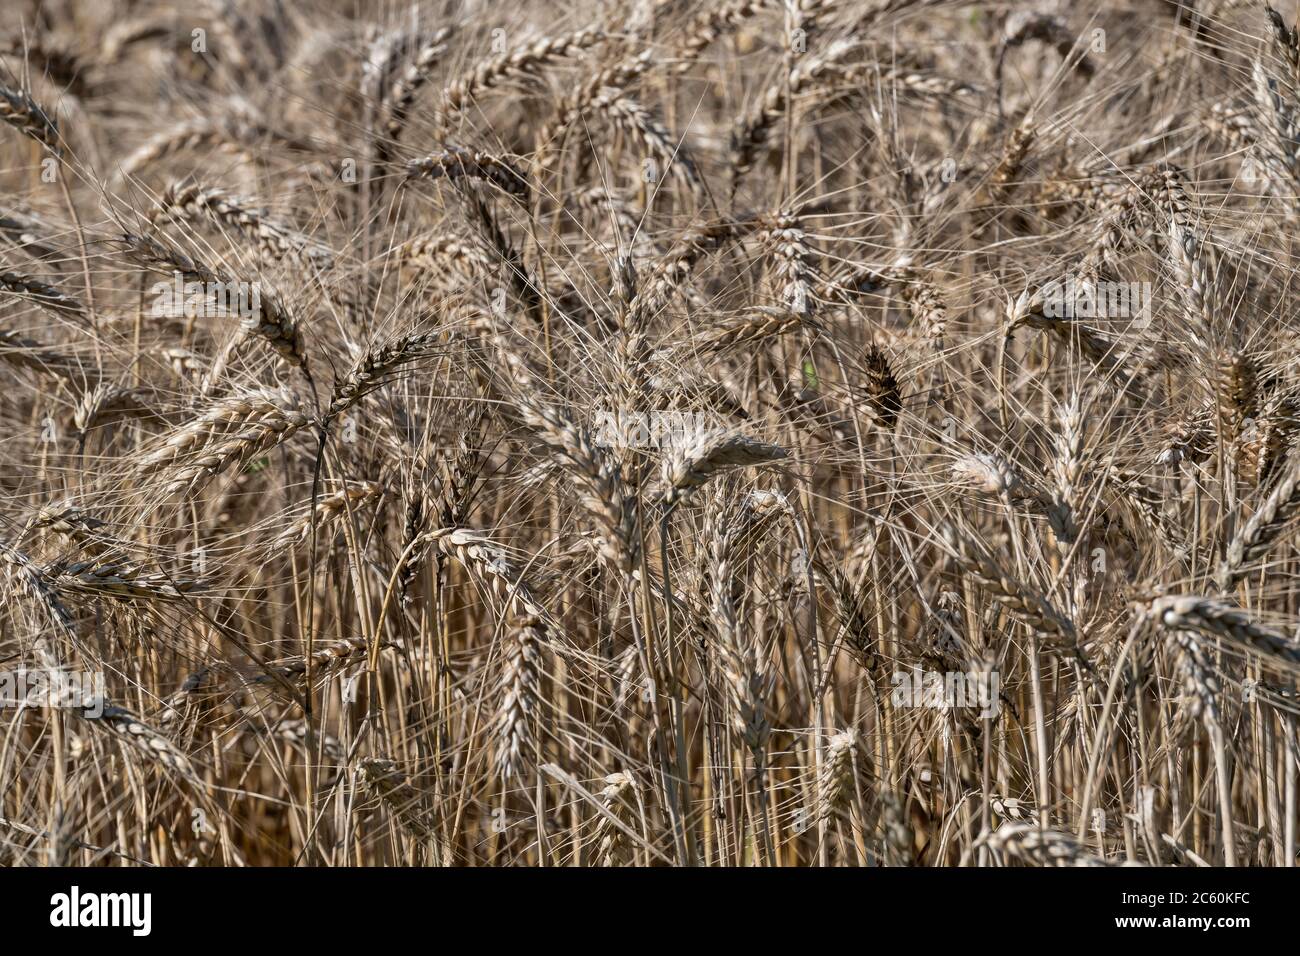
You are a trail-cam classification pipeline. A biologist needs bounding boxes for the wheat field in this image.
[1,0,1298,868]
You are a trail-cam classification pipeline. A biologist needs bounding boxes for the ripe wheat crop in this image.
[1,0,1299,868]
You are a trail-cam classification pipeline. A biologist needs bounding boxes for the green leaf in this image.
[802,359,819,391]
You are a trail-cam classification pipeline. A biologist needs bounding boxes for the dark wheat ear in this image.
[407,147,530,200]
[0,83,60,153]
[0,270,85,320]
[327,331,443,420]
[1220,452,1300,588]
[862,344,902,432]
[1148,595,1300,668]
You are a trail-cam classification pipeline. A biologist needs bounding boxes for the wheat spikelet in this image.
[1160,165,1218,346]
[1168,630,1224,736]
[585,87,701,191]
[1254,389,1299,486]
[951,453,1028,501]
[358,756,439,846]
[1147,595,1300,667]
[1254,7,1300,184]
[491,340,640,571]
[85,702,194,777]
[536,50,655,169]
[730,38,859,189]
[1,544,76,636]
[493,614,545,780]
[270,637,381,685]
[421,527,556,627]
[591,771,636,866]
[631,216,755,322]
[119,232,309,376]
[327,331,442,419]
[25,503,109,550]
[674,0,766,72]
[436,28,606,126]
[817,729,859,823]
[1216,349,1257,445]
[660,431,786,508]
[985,114,1036,203]
[396,233,497,293]
[114,116,312,184]
[137,390,309,494]
[816,559,877,669]
[1048,392,1085,549]
[71,384,152,437]
[258,719,344,764]
[981,822,1114,867]
[1008,288,1126,374]
[384,27,456,141]
[705,491,782,771]
[1157,403,1213,467]
[761,209,817,317]
[942,525,1077,652]
[697,307,808,353]
[888,267,948,345]
[1221,453,1300,586]
[49,560,204,603]
[272,481,384,549]
[155,182,334,268]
